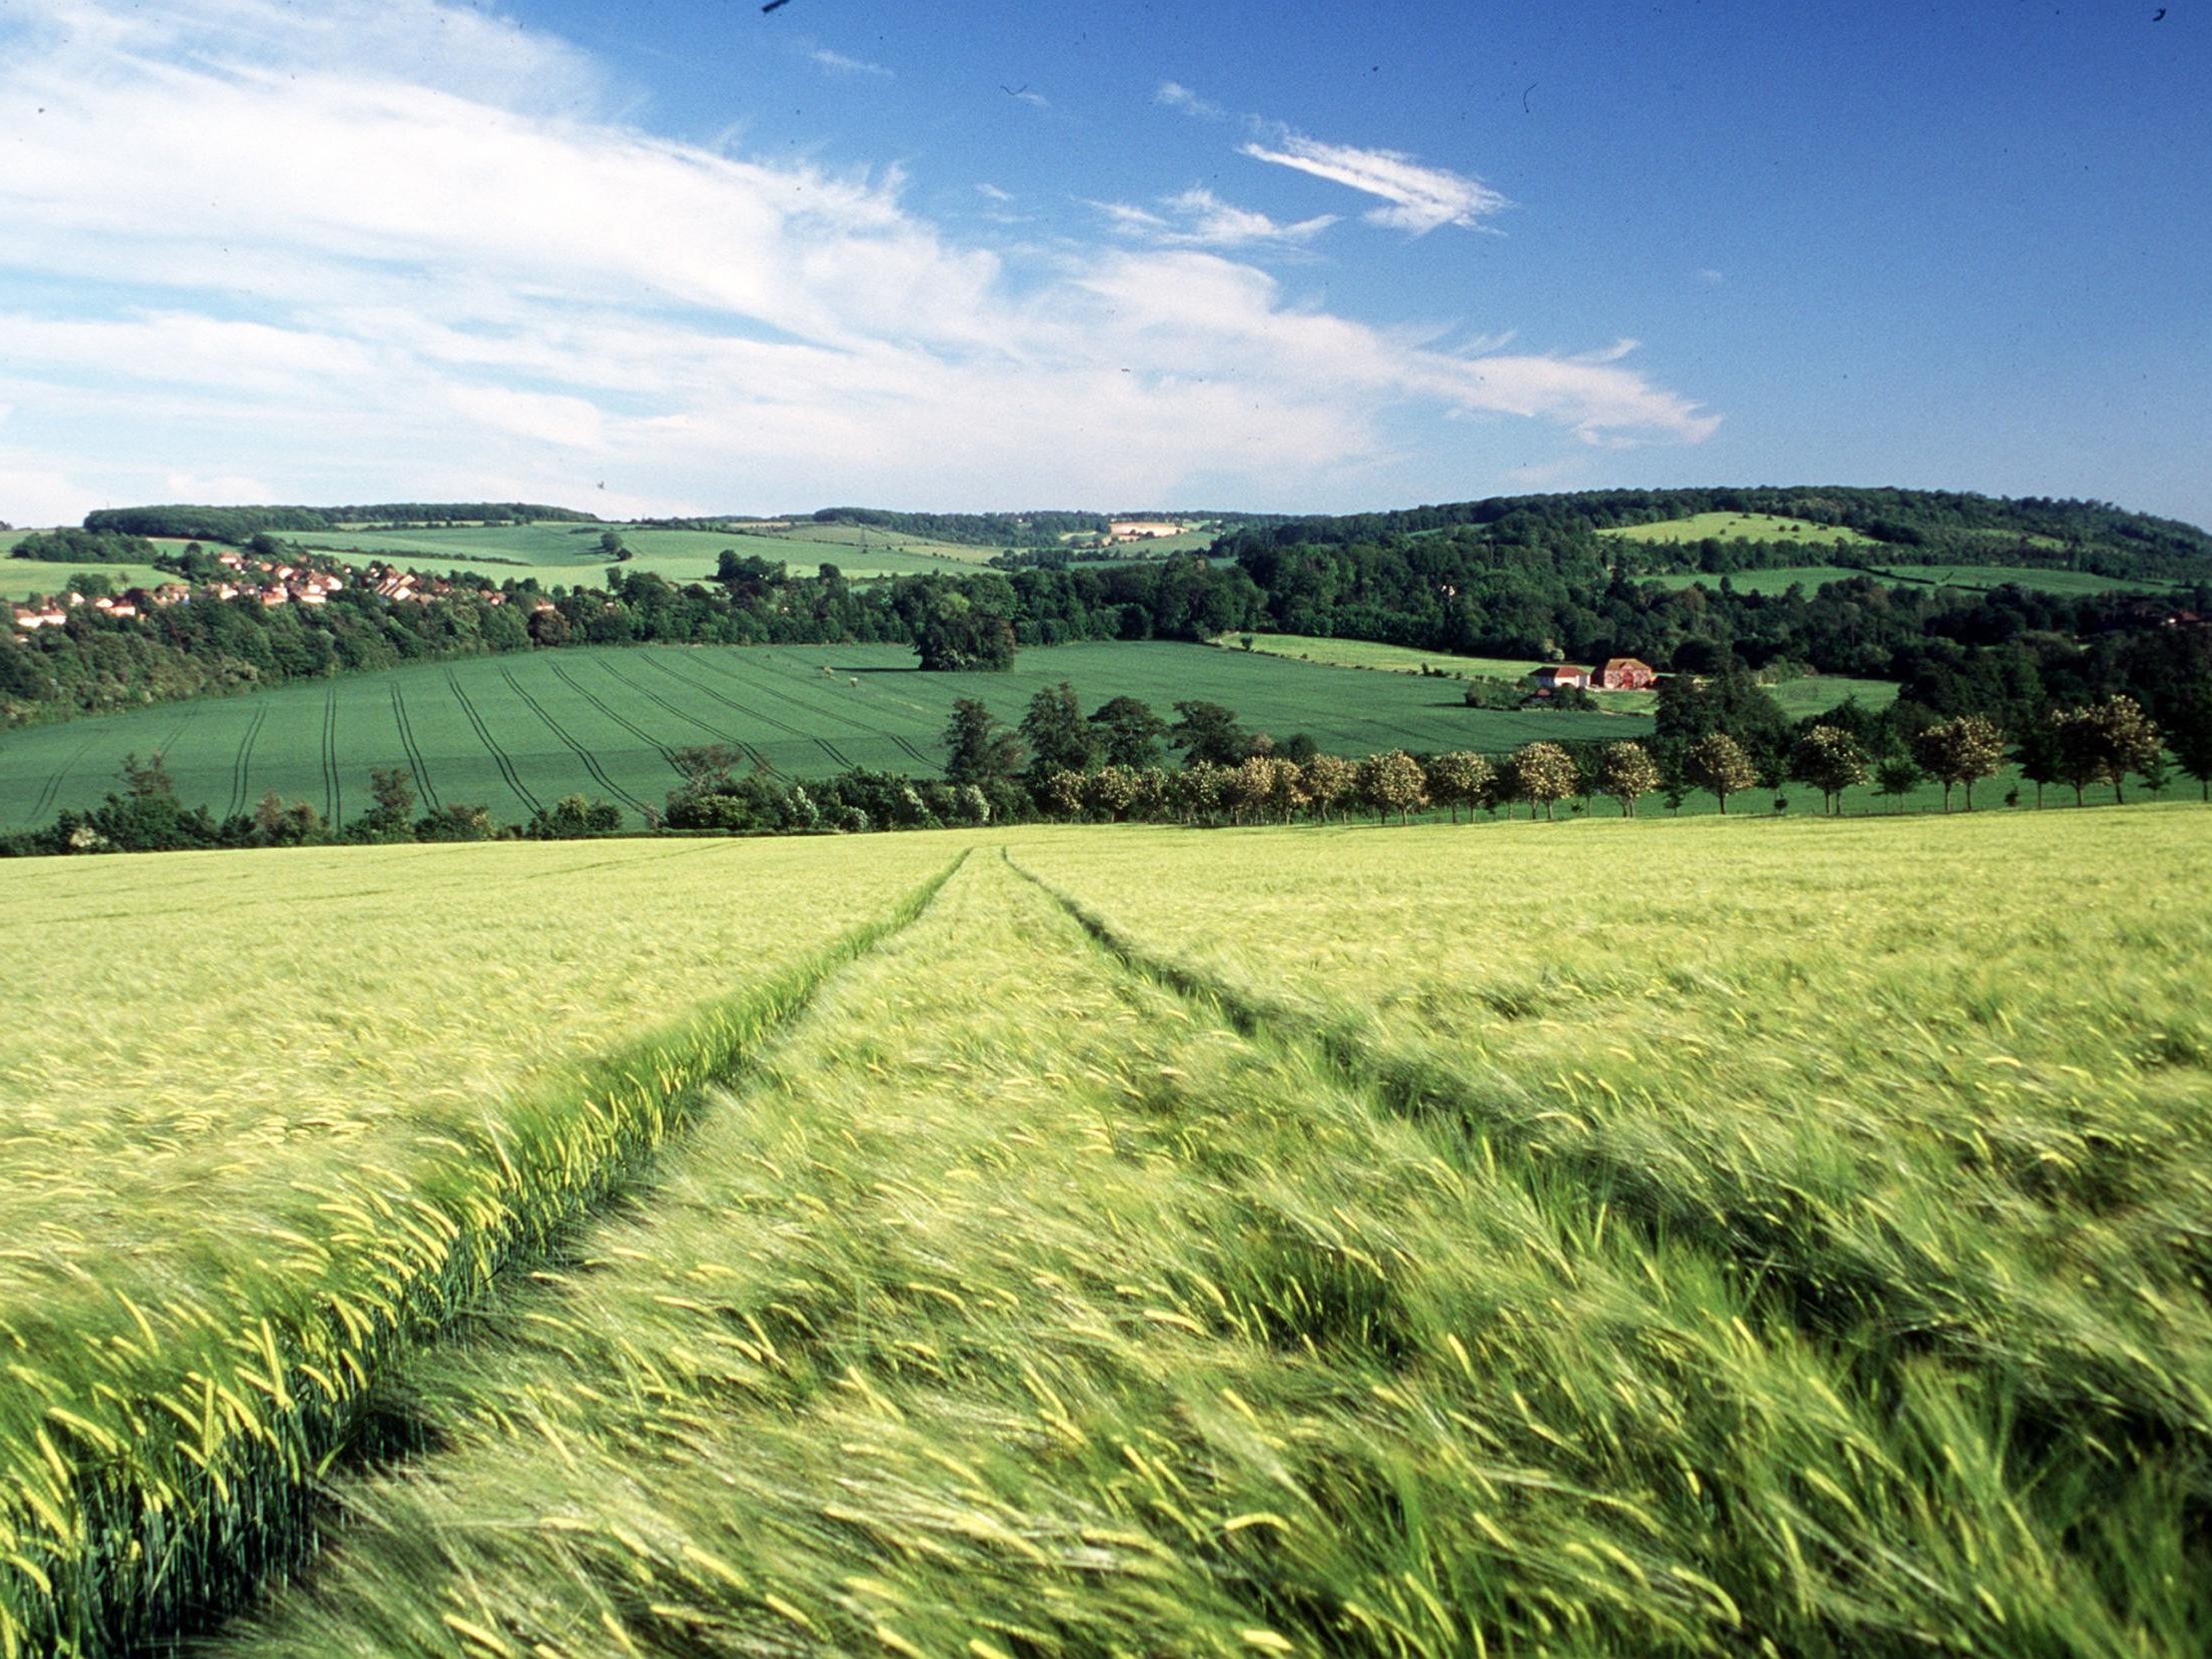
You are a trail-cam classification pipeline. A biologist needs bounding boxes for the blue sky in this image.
[0,0,2205,526]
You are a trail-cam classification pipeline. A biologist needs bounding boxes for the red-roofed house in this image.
[1533,664,1593,691]
[1598,656,1656,690]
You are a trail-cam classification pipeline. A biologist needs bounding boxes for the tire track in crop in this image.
[1007,851,2212,1467]
[499,664,651,814]
[643,652,810,739]
[389,684,441,810]
[37,852,969,1659]
[548,659,682,774]
[889,732,936,769]
[596,656,777,774]
[638,651,835,772]
[321,686,343,825]
[654,649,861,767]
[447,669,541,813]
[702,650,883,762]
[226,707,269,819]
[27,732,97,824]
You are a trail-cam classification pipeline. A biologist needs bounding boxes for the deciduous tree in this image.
[1909,714,2005,811]
[1356,750,1428,824]
[1789,725,1869,816]
[1021,682,1096,785]
[1511,741,1578,821]
[1301,753,1357,822]
[2051,696,2160,805]
[1595,741,1660,817]
[1088,695,1168,769]
[1684,732,1756,814]
[942,698,1025,788]
[1426,750,1495,823]
[2163,681,2212,802]
[1170,700,1249,767]
[1873,755,1920,813]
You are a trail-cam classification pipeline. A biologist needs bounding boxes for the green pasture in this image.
[1875,562,2179,596]
[292,520,997,585]
[1219,630,1549,681]
[1223,631,1895,721]
[2,559,174,600]
[1766,671,1898,716]
[1638,562,1881,593]
[1599,510,1880,545]
[0,641,1645,829]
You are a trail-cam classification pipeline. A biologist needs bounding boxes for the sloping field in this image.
[1598,511,1879,545]
[1876,563,2179,596]
[1220,631,1553,682]
[65,808,2184,1658]
[0,643,1641,829]
[1636,562,1881,594]
[1,561,173,601]
[293,522,996,583]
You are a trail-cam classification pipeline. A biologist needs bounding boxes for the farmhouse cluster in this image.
[1532,657,1658,692]
[10,548,537,631]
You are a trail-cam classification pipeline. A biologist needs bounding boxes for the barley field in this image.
[0,835,956,1654]
[5,808,2208,1655]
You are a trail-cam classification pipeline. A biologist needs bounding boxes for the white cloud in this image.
[808,47,891,79]
[0,0,1709,520]
[1088,188,1336,251]
[974,183,1013,203]
[1568,339,1640,366]
[1011,88,1048,108]
[1155,80,1225,120]
[1241,131,1509,234]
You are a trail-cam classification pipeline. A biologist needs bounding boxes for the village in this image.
[8,545,547,632]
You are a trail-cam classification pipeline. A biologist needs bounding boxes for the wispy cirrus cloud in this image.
[807,47,892,79]
[1087,188,1336,251]
[1154,80,1225,120]
[1239,131,1509,234]
[0,0,1708,524]
[1157,80,1509,236]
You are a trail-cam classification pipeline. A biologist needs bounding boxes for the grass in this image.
[1765,672,1898,716]
[1598,511,1880,546]
[0,641,1647,830]
[1,561,173,601]
[1874,563,2179,596]
[292,521,1003,583]
[1636,563,1883,594]
[1219,631,1553,682]
[1219,633,1894,721]
[162,810,2212,1658]
[0,835,960,1653]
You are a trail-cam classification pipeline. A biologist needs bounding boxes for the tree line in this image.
[6,674,2200,859]
[79,503,593,539]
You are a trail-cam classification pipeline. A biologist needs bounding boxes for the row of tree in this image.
[4,687,2189,860]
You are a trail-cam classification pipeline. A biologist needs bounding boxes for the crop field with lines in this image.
[3,807,2201,1655]
[0,642,1641,829]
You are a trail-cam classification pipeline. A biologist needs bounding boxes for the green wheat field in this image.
[0,805,2207,1656]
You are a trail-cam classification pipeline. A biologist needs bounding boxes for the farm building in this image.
[1599,656,1657,690]
[1532,664,1594,691]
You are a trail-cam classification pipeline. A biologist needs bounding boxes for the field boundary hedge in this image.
[0,852,966,1657]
